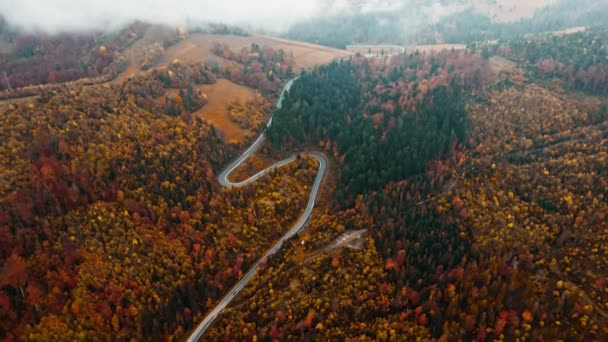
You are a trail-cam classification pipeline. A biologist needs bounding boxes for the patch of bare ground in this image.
[253,35,352,69]
[195,79,256,144]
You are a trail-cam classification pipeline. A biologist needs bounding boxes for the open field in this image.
[196,79,257,144]
[163,33,351,70]
[254,35,352,69]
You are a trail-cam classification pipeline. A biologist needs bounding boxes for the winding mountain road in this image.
[188,78,327,342]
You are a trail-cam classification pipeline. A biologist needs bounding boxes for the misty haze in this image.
[0,0,607,341]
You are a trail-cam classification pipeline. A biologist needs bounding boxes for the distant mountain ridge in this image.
[286,0,606,49]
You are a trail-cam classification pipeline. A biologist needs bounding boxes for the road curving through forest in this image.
[188,78,328,341]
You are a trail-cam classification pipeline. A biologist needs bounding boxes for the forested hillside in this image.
[1,14,607,342]
[0,50,306,339]
[0,22,150,91]
[483,27,608,95]
[268,50,486,197]
[210,31,608,340]
[285,0,608,47]
[419,0,608,44]
[286,13,407,49]
[0,20,257,94]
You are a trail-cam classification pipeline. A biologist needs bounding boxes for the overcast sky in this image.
[0,0,326,33]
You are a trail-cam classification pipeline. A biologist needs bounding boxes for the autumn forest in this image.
[0,11,607,342]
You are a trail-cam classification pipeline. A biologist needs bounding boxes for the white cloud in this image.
[0,0,323,33]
